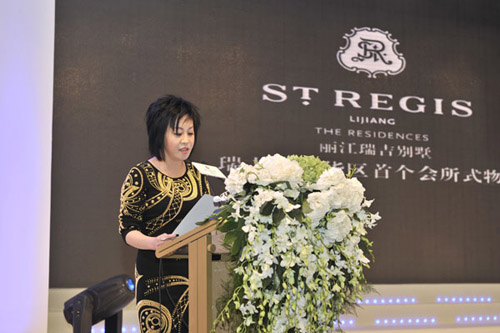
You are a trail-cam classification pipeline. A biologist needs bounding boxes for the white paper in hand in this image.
[173,195,216,236]
[192,162,227,179]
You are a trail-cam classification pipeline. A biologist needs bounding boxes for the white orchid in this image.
[213,155,379,333]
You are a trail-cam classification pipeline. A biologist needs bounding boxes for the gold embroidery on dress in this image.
[119,167,145,231]
[138,275,189,333]
[171,287,189,333]
[140,163,202,235]
[143,275,188,296]
[137,299,172,333]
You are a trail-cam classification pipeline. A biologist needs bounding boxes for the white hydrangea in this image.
[342,178,365,212]
[255,154,304,188]
[328,177,365,212]
[305,190,333,223]
[323,210,352,244]
[316,167,346,190]
[224,162,255,195]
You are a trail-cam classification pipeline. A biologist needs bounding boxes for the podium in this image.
[156,219,218,333]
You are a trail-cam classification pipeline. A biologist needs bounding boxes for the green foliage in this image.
[288,155,330,184]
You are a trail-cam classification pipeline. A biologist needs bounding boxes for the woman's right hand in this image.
[153,233,178,250]
[125,230,178,251]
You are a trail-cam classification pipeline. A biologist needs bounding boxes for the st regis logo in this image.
[337,27,406,78]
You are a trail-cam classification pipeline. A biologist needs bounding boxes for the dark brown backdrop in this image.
[50,0,500,287]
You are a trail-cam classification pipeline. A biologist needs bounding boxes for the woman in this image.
[119,95,210,333]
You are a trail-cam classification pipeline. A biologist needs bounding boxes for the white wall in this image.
[0,0,54,332]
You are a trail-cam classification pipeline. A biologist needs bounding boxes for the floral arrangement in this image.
[211,154,380,333]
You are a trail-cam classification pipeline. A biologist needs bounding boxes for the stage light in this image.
[376,317,436,327]
[437,295,492,304]
[358,296,417,306]
[63,274,135,333]
[334,318,355,327]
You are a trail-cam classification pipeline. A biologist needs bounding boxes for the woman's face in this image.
[163,115,195,162]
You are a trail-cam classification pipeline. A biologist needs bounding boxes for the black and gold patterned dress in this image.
[119,161,210,333]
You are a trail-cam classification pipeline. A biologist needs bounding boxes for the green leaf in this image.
[288,208,303,221]
[302,200,312,214]
[359,236,375,261]
[268,180,291,190]
[346,166,357,179]
[219,219,238,232]
[262,277,272,289]
[231,236,245,256]
[224,230,240,245]
[259,201,274,216]
[272,208,285,224]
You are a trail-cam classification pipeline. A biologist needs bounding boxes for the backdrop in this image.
[50,0,500,287]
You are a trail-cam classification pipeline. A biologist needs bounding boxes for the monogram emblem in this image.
[337,27,406,78]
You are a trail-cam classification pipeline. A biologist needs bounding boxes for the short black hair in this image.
[145,95,201,161]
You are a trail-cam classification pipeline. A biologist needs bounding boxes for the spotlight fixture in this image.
[63,274,135,333]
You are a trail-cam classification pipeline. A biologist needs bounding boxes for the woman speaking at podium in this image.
[118,95,210,332]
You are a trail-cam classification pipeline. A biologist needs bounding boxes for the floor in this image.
[48,262,500,332]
